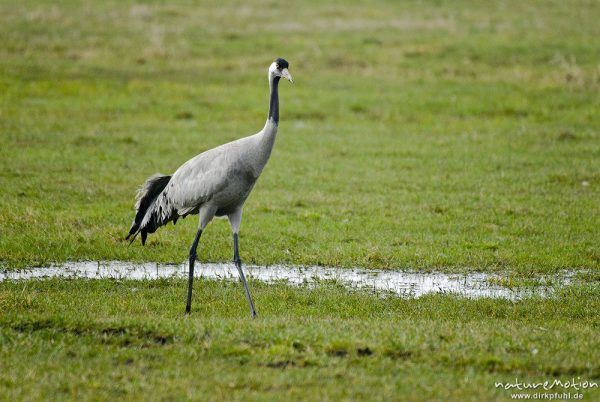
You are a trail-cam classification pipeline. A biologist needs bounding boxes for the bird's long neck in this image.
[267,76,281,124]
[252,75,281,173]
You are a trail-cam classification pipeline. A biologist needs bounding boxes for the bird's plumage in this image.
[127,174,172,245]
[127,119,279,243]
[126,58,293,316]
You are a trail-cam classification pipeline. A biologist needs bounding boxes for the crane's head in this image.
[269,58,293,83]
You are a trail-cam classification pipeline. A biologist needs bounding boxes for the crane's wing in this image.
[160,147,234,216]
[136,136,254,240]
[130,154,230,245]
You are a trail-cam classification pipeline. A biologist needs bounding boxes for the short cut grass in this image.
[0,278,598,401]
[0,0,599,272]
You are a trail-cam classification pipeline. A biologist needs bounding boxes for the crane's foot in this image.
[233,258,257,318]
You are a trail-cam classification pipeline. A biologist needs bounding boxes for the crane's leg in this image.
[185,228,202,314]
[233,233,257,317]
[186,206,216,315]
[229,209,257,318]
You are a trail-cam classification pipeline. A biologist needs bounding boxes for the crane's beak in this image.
[281,68,294,83]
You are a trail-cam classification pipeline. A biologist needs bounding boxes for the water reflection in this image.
[0,261,575,300]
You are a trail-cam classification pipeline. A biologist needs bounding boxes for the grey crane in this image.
[126,58,293,316]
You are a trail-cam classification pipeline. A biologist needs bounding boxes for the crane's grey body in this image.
[127,58,293,316]
[146,120,277,227]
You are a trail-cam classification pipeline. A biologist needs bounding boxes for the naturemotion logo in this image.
[495,378,598,392]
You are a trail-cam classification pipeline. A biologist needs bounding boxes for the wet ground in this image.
[0,261,577,300]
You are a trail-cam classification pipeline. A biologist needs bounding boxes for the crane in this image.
[126,58,293,317]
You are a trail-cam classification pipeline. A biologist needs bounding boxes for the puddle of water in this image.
[0,261,575,300]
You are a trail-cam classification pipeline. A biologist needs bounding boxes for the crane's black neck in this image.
[268,76,281,124]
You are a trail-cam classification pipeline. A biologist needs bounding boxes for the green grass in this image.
[1,1,599,400]
[1,279,599,401]
[1,0,599,272]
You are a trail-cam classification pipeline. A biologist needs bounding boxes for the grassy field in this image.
[1,279,599,401]
[1,0,599,400]
[1,0,599,272]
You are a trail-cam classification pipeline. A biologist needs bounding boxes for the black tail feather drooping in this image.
[126,174,172,245]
